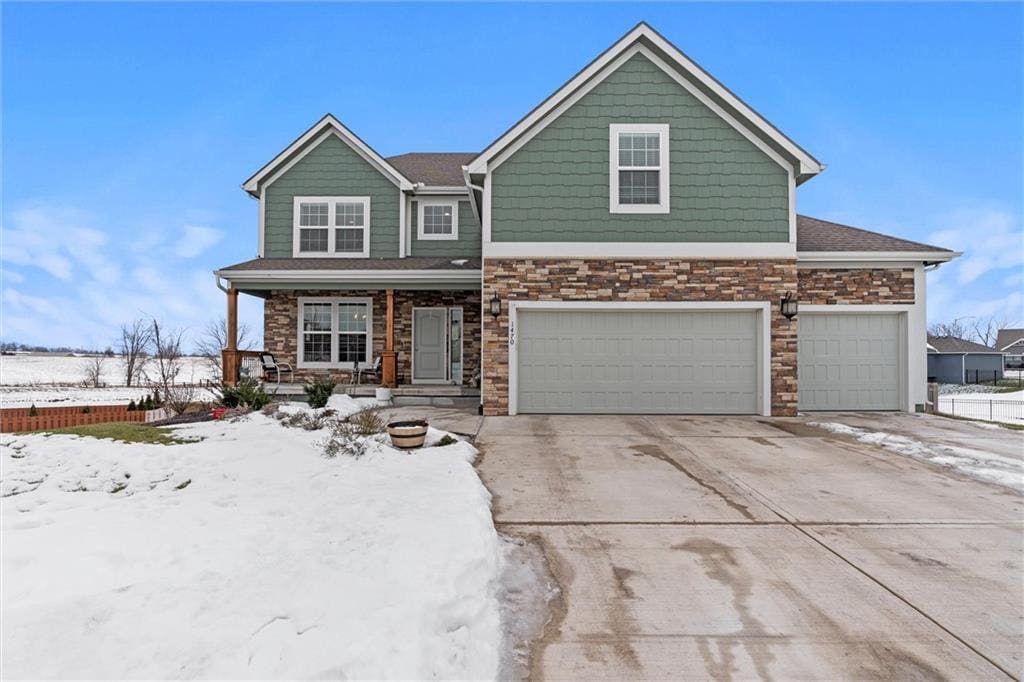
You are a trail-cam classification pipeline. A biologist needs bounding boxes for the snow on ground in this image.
[812,422,1024,492]
[0,354,215,386]
[1,399,533,679]
[936,389,1024,426]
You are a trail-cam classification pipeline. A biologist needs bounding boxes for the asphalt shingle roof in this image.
[219,257,480,272]
[927,336,998,354]
[795,215,952,253]
[387,153,477,186]
[996,329,1024,351]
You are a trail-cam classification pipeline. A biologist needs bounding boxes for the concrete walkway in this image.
[476,413,1024,680]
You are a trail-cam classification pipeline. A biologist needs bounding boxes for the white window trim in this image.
[296,296,374,369]
[417,199,459,241]
[609,123,670,214]
[292,196,371,258]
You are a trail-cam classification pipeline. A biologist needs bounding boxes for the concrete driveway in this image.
[475,413,1023,680]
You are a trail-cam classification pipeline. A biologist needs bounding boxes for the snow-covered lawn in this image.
[936,389,1024,426]
[2,397,534,679]
[813,422,1024,492]
[1,354,214,386]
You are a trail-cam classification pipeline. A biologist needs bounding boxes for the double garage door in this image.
[514,307,904,414]
[516,309,761,414]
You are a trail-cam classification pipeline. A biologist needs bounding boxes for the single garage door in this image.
[516,309,760,414]
[798,312,903,410]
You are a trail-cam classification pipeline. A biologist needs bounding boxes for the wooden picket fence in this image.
[0,404,150,433]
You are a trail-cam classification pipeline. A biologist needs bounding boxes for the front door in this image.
[413,308,447,382]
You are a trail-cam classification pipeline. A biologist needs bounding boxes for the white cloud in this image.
[928,209,1023,285]
[3,269,26,284]
[1,206,120,283]
[175,225,223,258]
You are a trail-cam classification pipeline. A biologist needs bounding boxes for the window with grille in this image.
[298,298,372,367]
[417,201,458,240]
[609,124,670,214]
[293,197,370,256]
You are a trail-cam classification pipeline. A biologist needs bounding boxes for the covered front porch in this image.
[216,257,482,398]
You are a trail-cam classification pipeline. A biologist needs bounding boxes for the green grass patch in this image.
[34,422,196,445]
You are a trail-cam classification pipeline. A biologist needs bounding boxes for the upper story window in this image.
[609,124,670,214]
[293,196,370,257]
[417,200,459,240]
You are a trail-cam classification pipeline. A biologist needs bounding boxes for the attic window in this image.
[293,196,370,257]
[418,200,459,241]
[609,124,670,214]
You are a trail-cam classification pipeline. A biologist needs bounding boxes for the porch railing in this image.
[222,349,263,385]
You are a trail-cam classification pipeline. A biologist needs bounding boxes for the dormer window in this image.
[293,196,370,257]
[417,200,459,240]
[609,124,670,214]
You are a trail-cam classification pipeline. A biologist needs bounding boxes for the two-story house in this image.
[216,22,958,416]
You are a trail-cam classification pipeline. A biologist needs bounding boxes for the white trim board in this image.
[243,115,413,194]
[797,251,959,263]
[219,269,481,285]
[467,24,821,178]
[483,242,796,259]
[506,300,772,417]
[609,123,670,214]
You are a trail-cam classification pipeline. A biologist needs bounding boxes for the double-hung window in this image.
[293,196,370,257]
[609,124,670,213]
[417,200,459,240]
[298,297,373,368]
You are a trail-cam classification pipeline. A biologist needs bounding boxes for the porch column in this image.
[381,288,397,387]
[222,287,240,386]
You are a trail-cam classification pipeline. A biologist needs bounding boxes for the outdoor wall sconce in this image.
[489,293,502,318]
[781,292,798,320]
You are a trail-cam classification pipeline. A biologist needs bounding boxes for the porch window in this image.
[609,124,670,214]
[417,200,459,240]
[298,297,373,368]
[293,197,370,257]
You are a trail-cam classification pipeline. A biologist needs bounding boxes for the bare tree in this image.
[928,318,972,340]
[119,319,152,387]
[194,317,253,382]
[81,355,106,388]
[149,318,195,415]
[972,315,1016,348]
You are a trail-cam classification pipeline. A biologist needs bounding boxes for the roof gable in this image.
[466,22,823,182]
[242,114,412,195]
[997,329,1024,351]
[926,335,999,354]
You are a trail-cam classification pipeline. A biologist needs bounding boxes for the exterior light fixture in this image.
[781,292,798,320]
[489,293,501,318]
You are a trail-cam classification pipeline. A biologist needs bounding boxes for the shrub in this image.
[435,434,458,447]
[218,377,270,410]
[348,408,386,436]
[28,404,38,417]
[127,399,137,411]
[303,377,337,409]
[80,405,92,414]
[320,420,371,459]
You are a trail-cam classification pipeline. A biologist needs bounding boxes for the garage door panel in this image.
[517,309,759,414]
[798,312,902,411]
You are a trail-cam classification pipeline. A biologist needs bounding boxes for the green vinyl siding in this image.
[263,134,400,257]
[409,199,481,257]
[491,53,790,243]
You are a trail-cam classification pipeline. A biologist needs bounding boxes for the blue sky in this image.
[3,2,1022,350]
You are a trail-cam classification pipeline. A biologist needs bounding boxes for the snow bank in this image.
[1,411,510,679]
[812,422,1024,492]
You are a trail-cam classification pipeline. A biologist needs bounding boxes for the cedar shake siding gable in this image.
[490,53,790,244]
[263,134,401,258]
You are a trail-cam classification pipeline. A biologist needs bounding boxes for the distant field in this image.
[0,355,217,407]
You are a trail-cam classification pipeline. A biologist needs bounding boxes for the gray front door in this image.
[516,309,760,414]
[413,308,446,382]
[798,312,902,410]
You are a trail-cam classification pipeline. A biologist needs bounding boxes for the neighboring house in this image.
[216,22,959,416]
[996,328,1024,369]
[927,336,1004,384]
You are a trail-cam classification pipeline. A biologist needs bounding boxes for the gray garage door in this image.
[798,312,902,411]
[516,309,759,414]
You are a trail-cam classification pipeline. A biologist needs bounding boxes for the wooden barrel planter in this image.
[387,420,428,449]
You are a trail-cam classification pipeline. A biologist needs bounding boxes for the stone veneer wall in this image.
[265,289,480,385]
[797,268,915,305]
[481,259,799,417]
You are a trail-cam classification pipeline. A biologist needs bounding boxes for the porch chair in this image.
[354,356,382,385]
[260,352,294,387]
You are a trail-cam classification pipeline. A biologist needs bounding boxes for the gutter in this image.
[216,268,482,284]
